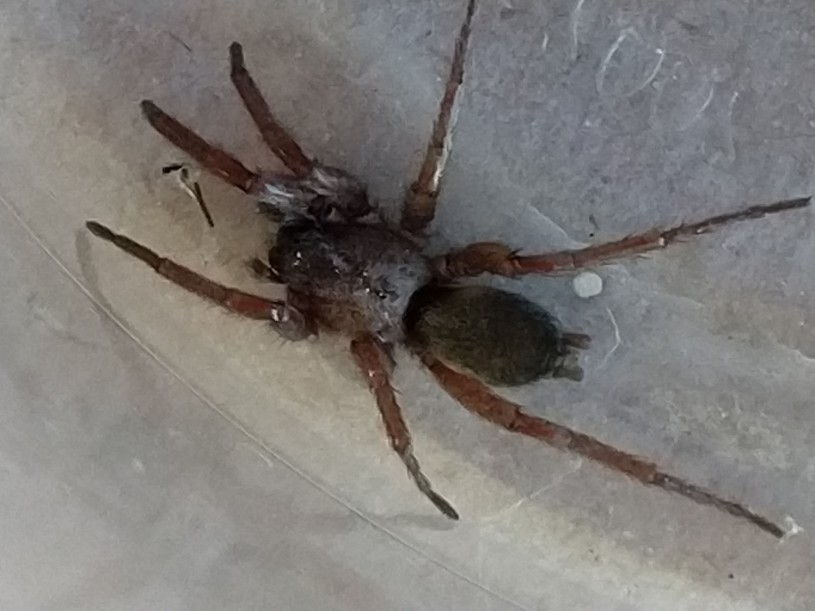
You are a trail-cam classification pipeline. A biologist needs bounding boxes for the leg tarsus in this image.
[436,197,811,279]
[85,221,312,340]
[141,100,260,193]
[400,0,477,234]
[351,336,458,520]
[425,356,784,537]
[229,42,313,178]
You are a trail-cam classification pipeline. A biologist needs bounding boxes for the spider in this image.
[86,0,808,538]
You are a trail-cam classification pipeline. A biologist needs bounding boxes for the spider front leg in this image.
[350,335,458,519]
[425,357,784,537]
[141,101,262,194]
[141,42,314,189]
[434,197,811,279]
[229,42,313,178]
[400,0,477,234]
[85,221,313,341]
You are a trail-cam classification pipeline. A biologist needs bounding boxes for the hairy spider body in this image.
[270,190,580,384]
[275,218,431,342]
[84,0,810,537]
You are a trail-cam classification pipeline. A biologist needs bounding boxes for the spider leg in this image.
[434,197,811,279]
[400,0,477,234]
[350,335,458,519]
[141,100,261,194]
[86,221,311,341]
[229,42,314,178]
[425,357,784,537]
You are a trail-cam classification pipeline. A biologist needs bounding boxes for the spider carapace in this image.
[87,0,808,537]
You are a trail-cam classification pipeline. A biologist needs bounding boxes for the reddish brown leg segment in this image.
[400,0,477,234]
[229,42,314,178]
[436,197,811,279]
[351,336,458,519]
[141,100,260,193]
[426,357,784,537]
[86,221,311,340]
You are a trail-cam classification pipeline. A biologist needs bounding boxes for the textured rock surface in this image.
[1,0,814,609]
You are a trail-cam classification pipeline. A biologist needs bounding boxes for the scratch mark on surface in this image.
[598,306,622,369]
[28,293,98,348]
[480,460,583,522]
[524,202,582,247]
[596,28,637,94]
[596,29,665,97]
[540,31,549,55]
[528,460,583,500]
[167,32,193,53]
[678,80,715,131]
[635,47,665,93]
[724,91,739,161]
[248,444,277,469]
[569,0,586,63]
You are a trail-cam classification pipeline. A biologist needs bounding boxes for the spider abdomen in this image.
[404,285,584,386]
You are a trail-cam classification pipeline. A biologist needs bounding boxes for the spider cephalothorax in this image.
[86,0,808,537]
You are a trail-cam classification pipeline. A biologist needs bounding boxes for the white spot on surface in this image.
[783,516,803,540]
[572,271,603,298]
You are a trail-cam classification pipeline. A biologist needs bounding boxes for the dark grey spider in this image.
[86,0,808,537]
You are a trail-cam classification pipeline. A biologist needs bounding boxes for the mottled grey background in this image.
[1,0,814,609]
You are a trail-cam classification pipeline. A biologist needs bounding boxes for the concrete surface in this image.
[1,0,814,609]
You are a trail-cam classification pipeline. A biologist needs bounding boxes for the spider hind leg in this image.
[426,357,784,538]
[351,335,458,520]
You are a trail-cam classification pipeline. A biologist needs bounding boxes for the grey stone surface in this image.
[1,0,814,609]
